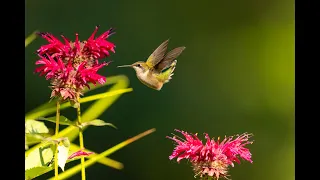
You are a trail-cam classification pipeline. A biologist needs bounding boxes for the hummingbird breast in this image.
[136,70,163,90]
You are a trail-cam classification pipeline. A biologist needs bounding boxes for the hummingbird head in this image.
[118,61,148,74]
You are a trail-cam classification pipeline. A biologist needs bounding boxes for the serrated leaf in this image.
[81,119,117,129]
[25,166,52,180]
[37,116,76,126]
[25,144,55,170]
[25,120,49,134]
[58,143,70,171]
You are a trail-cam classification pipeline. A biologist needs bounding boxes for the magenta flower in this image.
[167,129,253,180]
[34,26,115,106]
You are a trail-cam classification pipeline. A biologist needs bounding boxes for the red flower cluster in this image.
[35,26,115,106]
[167,129,253,179]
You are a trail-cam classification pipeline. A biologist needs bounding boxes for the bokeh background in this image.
[25,0,294,179]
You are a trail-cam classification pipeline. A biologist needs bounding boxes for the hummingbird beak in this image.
[117,65,132,68]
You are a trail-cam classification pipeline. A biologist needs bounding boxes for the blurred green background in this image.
[25,0,294,179]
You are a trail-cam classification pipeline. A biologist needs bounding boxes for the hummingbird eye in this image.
[136,64,141,68]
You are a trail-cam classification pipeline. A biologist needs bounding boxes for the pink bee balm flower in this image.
[35,26,115,106]
[36,25,115,61]
[167,129,253,180]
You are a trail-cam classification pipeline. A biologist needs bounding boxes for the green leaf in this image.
[37,116,76,126]
[25,133,45,145]
[25,166,52,180]
[25,120,49,134]
[25,143,55,170]
[58,143,70,171]
[26,132,54,146]
[80,119,117,129]
[25,30,38,47]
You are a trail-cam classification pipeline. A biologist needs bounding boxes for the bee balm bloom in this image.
[167,129,253,179]
[35,26,115,107]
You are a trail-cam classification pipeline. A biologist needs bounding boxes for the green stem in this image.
[54,101,60,180]
[77,98,86,180]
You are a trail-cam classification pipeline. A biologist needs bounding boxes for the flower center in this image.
[193,159,229,179]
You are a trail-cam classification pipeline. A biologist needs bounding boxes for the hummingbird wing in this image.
[146,39,169,68]
[154,47,185,72]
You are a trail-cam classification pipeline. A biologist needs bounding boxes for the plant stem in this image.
[77,98,86,180]
[54,101,60,180]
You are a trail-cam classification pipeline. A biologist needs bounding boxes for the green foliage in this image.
[25,119,51,149]
[79,119,117,129]
[37,116,76,126]
[26,133,50,149]
[36,116,117,129]
[25,120,49,134]
[25,71,155,179]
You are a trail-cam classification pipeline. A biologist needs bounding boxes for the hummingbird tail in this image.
[164,60,177,83]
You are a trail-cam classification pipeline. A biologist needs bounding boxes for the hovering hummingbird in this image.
[117,39,185,90]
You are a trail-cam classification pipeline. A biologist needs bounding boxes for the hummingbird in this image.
[117,39,185,90]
